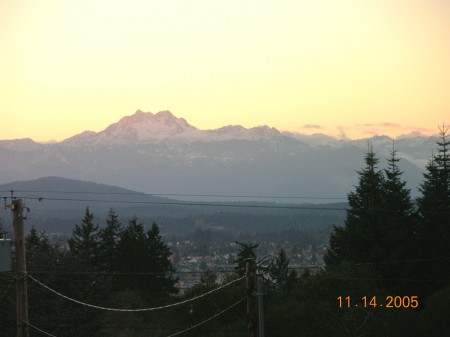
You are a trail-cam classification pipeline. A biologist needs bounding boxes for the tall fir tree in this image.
[416,125,450,294]
[380,144,416,291]
[68,207,101,268]
[383,143,415,216]
[145,221,178,296]
[26,226,49,253]
[114,217,177,301]
[26,226,52,270]
[324,147,386,269]
[382,144,416,253]
[418,125,450,226]
[269,248,297,292]
[325,144,420,292]
[98,208,122,271]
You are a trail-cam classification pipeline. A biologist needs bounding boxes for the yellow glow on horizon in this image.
[1,0,449,141]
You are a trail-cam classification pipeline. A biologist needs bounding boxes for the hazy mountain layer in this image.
[0,177,346,236]
[0,110,435,201]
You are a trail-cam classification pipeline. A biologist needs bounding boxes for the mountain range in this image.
[0,110,438,202]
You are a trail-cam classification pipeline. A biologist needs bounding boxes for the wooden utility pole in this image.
[257,276,265,337]
[246,260,257,337]
[12,198,29,337]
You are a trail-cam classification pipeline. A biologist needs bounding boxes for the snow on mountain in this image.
[282,132,343,147]
[205,124,284,141]
[63,110,291,145]
[0,110,439,201]
[64,110,200,144]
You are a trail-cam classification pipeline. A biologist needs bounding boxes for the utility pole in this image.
[257,276,265,337]
[7,195,29,337]
[246,260,257,337]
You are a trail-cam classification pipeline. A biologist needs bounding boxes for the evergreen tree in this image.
[114,216,148,291]
[380,144,416,291]
[269,248,297,293]
[68,207,101,268]
[325,147,385,268]
[98,208,122,271]
[145,221,178,296]
[234,241,259,276]
[26,226,49,252]
[26,226,52,270]
[418,125,450,227]
[200,269,218,286]
[325,145,420,292]
[25,227,97,337]
[114,217,177,301]
[383,143,415,216]
[416,125,450,294]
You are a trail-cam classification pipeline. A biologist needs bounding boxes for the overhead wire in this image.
[29,274,244,312]
[4,192,449,215]
[11,194,450,215]
[13,195,348,211]
[166,297,245,337]
[23,321,57,337]
[3,190,449,215]
[27,269,236,276]
[0,189,347,200]
[23,297,245,337]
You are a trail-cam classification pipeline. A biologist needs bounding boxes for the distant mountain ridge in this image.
[0,110,438,201]
[0,176,347,236]
[63,110,198,144]
[0,176,143,195]
[62,110,284,145]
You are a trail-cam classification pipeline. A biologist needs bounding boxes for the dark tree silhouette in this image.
[68,207,101,268]
[416,125,450,295]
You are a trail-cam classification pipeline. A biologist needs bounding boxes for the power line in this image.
[23,297,245,337]
[29,274,244,312]
[21,323,242,332]
[4,191,449,215]
[166,297,245,337]
[10,194,450,215]
[1,189,347,200]
[15,196,349,211]
[28,270,236,276]
[23,321,57,337]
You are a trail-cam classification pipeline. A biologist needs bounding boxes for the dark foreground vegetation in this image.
[0,127,449,336]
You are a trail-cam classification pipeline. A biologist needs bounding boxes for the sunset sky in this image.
[1,0,449,142]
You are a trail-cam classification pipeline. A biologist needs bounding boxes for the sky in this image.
[1,0,449,142]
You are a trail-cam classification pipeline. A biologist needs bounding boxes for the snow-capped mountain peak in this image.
[104,110,198,142]
[64,110,200,144]
[62,110,291,145]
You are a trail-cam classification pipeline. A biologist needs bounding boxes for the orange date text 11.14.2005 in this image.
[337,296,419,309]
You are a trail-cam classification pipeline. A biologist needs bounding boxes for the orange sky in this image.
[1,0,449,142]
